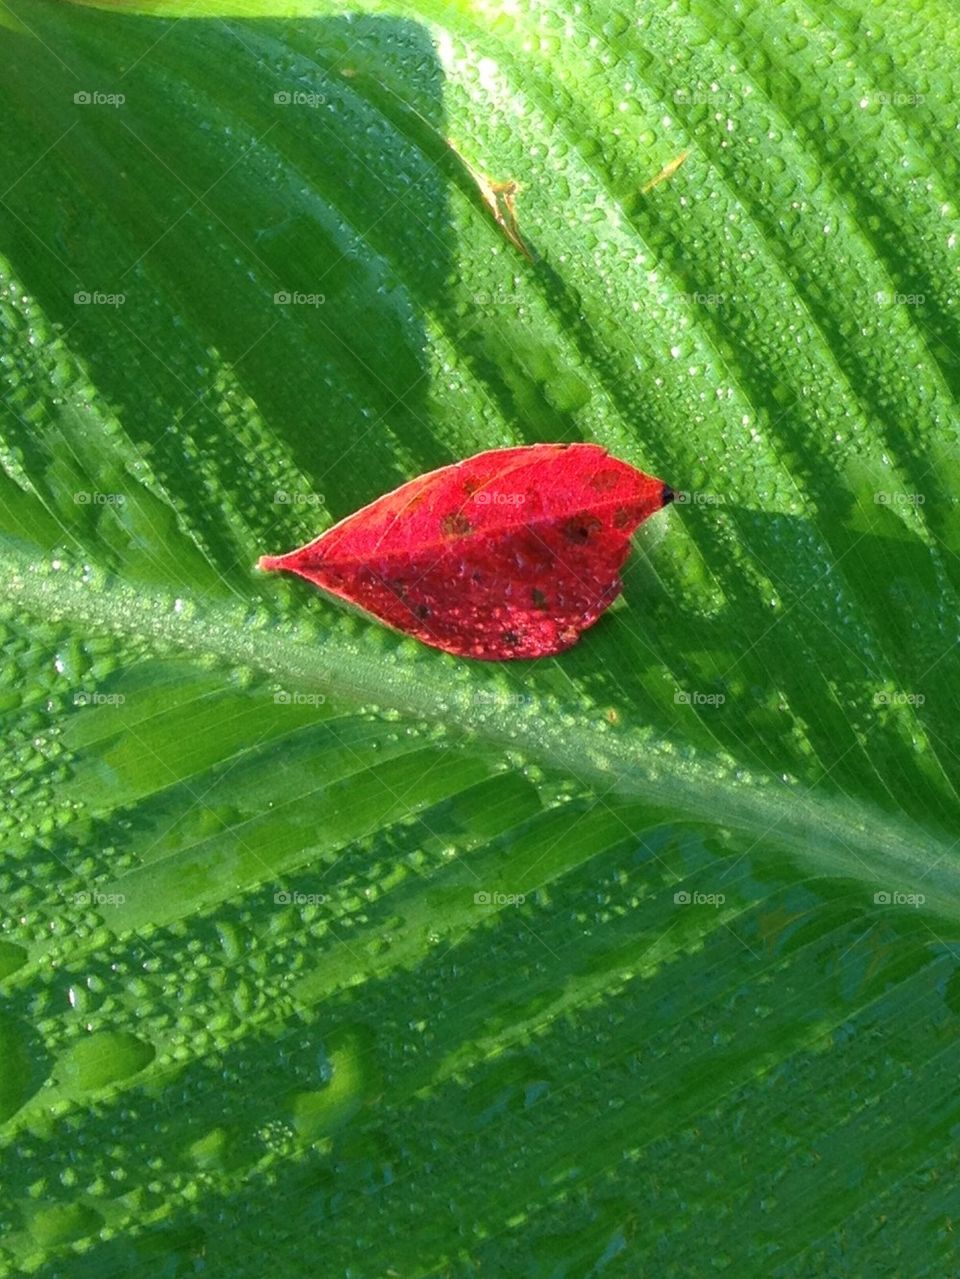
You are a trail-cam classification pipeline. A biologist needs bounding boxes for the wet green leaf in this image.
[2,0,959,1274]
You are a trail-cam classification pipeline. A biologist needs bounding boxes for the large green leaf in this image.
[2,0,960,1273]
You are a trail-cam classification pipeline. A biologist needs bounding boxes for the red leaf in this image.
[259,443,673,660]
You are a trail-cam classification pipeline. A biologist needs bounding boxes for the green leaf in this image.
[2,0,959,1274]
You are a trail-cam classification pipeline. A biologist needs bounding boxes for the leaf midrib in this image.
[8,544,959,921]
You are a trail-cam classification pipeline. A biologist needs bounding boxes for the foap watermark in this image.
[473,491,525,506]
[274,291,325,307]
[672,88,737,105]
[274,890,328,905]
[670,290,726,307]
[673,490,725,506]
[74,90,125,108]
[874,690,925,707]
[873,889,925,908]
[674,889,725,907]
[74,691,125,707]
[74,889,126,906]
[75,491,125,505]
[474,890,525,906]
[860,91,925,107]
[274,690,326,707]
[74,291,125,307]
[472,690,534,708]
[273,89,327,108]
[874,491,925,506]
[874,290,925,306]
[675,690,725,707]
[474,288,526,306]
[274,490,323,506]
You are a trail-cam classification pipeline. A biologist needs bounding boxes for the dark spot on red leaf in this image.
[441,512,472,536]
[613,506,631,529]
[415,603,430,619]
[564,515,603,542]
[501,630,519,645]
[589,468,622,492]
[531,588,548,609]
